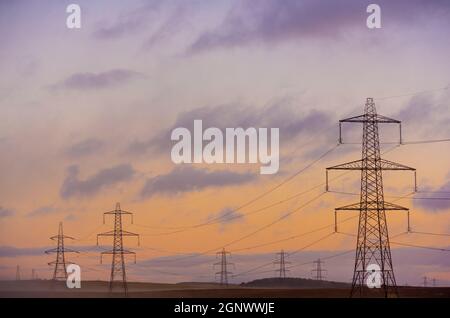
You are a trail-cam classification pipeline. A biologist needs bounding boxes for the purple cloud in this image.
[93,2,164,40]
[188,0,450,53]
[207,207,245,231]
[27,205,58,218]
[0,207,14,218]
[140,166,256,198]
[53,69,143,91]
[65,138,104,158]
[60,164,135,199]
[127,100,332,155]
[414,176,450,212]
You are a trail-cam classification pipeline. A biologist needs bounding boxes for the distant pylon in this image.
[326,98,417,298]
[423,276,428,287]
[15,265,20,281]
[274,250,290,278]
[45,222,79,280]
[312,259,326,281]
[97,202,140,295]
[31,269,36,280]
[214,248,233,285]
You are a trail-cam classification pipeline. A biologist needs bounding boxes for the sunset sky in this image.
[1,0,449,286]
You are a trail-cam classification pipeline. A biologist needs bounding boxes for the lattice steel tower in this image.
[326,98,416,297]
[274,250,290,278]
[214,248,233,285]
[45,222,78,280]
[97,203,139,295]
[312,259,326,281]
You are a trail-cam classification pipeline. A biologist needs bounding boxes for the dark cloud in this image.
[140,166,256,198]
[93,2,164,40]
[394,94,450,137]
[414,176,450,212]
[60,164,135,199]
[27,205,58,218]
[0,207,14,218]
[65,138,104,158]
[0,245,46,257]
[188,0,450,53]
[53,69,143,91]
[207,207,245,231]
[128,100,332,155]
[0,245,104,258]
[64,214,78,221]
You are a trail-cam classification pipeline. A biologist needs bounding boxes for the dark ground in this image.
[0,279,449,298]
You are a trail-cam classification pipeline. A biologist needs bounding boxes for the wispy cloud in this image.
[127,99,332,156]
[207,207,245,231]
[140,166,256,198]
[0,206,15,218]
[188,0,450,53]
[60,164,135,199]
[27,205,58,218]
[414,174,450,212]
[65,138,104,158]
[93,2,164,40]
[52,69,144,91]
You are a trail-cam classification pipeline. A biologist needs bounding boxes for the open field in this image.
[0,280,449,298]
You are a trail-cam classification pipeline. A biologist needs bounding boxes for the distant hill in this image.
[240,277,350,289]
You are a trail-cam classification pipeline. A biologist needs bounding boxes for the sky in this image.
[0,0,450,287]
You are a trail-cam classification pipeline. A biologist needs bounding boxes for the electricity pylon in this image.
[326,98,416,298]
[97,203,139,295]
[274,250,290,278]
[312,259,326,281]
[31,269,36,280]
[45,222,78,280]
[15,265,20,281]
[214,248,233,285]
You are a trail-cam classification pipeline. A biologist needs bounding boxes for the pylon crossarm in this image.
[335,202,409,211]
[327,159,363,171]
[97,230,115,237]
[379,159,415,170]
[340,114,400,124]
[383,202,409,210]
[121,230,139,237]
[50,235,75,240]
[104,210,133,215]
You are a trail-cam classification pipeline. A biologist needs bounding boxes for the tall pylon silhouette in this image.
[15,265,20,281]
[312,259,326,281]
[326,98,416,298]
[214,248,233,286]
[97,203,140,295]
[274,250,290,278]
[45,222,78,280]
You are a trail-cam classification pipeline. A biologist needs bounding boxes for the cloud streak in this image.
[414,175,450,212]
[128,100,332,155]
[188,0,450,53]
[60,164,135,199]
[0,207,14,218]
[65,139,104,158]
[140,166,256,198]
[52,69,143,91]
